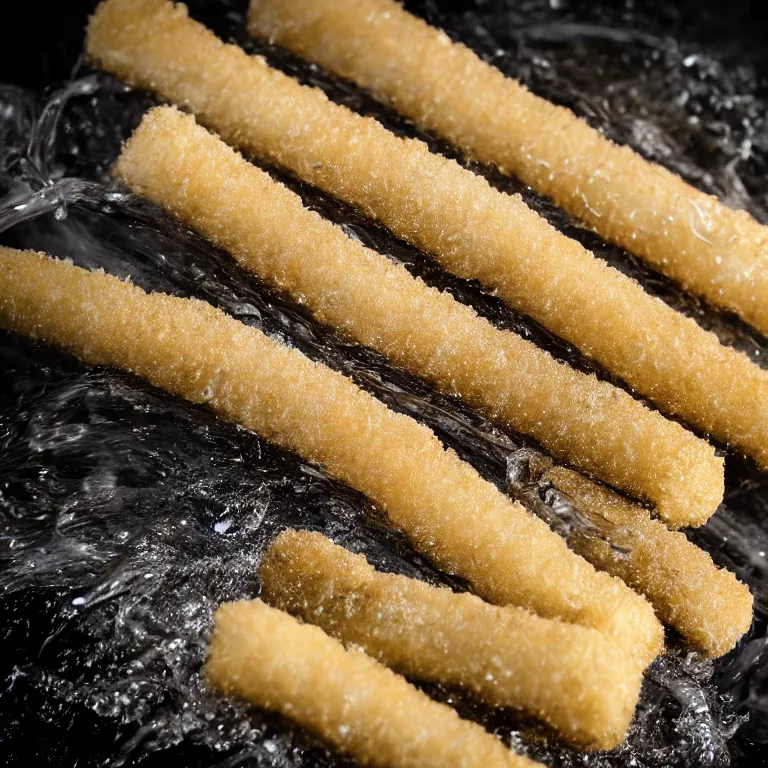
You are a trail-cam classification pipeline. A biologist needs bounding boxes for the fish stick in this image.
[206,600,540,768]
[115,112,749,657]
[543,466,753,656]
[260,529,644,750]
[247,0,768,338]
[86,0,768,477]
[116,109,748,652]
[115,108,722,532]
[0,247,662,664]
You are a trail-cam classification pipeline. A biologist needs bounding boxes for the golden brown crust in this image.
[248,0,768,338]
[260,529,644,750]
[116,105,722,531]
[0,247,662,664]
[206,600,540,767]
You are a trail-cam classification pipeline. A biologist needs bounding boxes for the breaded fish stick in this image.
[115,110,752,657]
[248,0,768,338]
[543,466,753,657]
[260,529,643,750]
[206,600,539,768]
[116,108,723,531]
[86,0,768,475]
[0,248,662,664]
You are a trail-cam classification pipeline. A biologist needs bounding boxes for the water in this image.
[1,1,767,765]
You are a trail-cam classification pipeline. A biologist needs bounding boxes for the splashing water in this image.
[1,2,767,766]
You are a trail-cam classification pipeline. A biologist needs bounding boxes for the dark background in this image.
[1,0,767,91]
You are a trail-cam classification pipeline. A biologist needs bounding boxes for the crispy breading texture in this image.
[206,600,540,768]
[247,0,768,338]
[111,104,754,655]
[86,0,768,478]
[260,529,644,750]
[116,107,722,531]
[545,466,753,657]
[0,247,662,664]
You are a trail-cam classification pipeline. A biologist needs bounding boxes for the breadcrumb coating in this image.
[248,0,768,338]
[108,107,754,656]
[545,466,753,657]
[116,106,722,531]
[86,0,768,477]
[0,247,662,664]
[261,529,644,750]
[206,600,540,767]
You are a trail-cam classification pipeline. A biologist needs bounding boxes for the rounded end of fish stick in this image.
[115,105,193,184]
[591,574,664,670]
[87,0,152,61]
[653,444,724,529]
[549,633,644,751]
[688,571,754,658]
[84,0,112,61]
[625,518,754,657]
[261,528,374,590]
[204,600,256,698]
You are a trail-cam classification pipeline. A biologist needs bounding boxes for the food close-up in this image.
[0,0,767,766]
